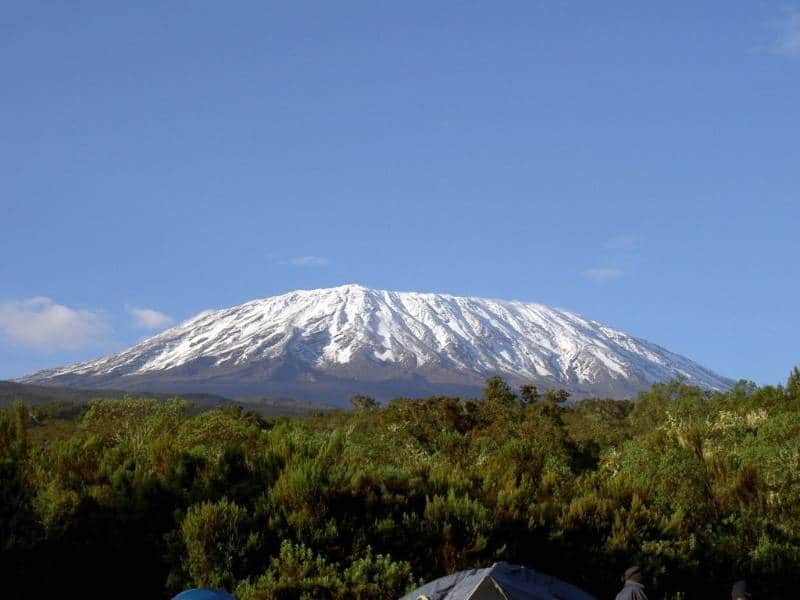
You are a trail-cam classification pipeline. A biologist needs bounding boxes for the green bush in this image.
[180,498,259,589]
[3,371,800,598]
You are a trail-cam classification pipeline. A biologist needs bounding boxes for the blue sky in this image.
[1,2,798,385]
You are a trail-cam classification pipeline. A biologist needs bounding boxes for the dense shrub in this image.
[2,372,800,598]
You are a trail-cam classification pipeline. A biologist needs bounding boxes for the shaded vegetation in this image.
[2,371,800,598]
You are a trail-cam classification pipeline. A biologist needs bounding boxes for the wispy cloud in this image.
[0,297,109,351]
[773,8,800,58]
[582,267,623,283]
[581,234,638,283]
[283,255,331,267]
[126,305,175,330]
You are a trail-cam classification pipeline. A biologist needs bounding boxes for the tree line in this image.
[2,369,800,598]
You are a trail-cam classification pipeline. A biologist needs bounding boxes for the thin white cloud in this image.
[283,255,331,267]
[0,297,109,351]
[126,305,175,330]
[582,267,623,283]
[774,8,800,57]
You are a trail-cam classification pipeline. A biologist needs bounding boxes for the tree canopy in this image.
[2,372,800,598]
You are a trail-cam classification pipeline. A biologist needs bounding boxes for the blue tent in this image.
[171,590,236,600]
[400,562,597,600]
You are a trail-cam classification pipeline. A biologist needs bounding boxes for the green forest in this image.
[2,371,800,599]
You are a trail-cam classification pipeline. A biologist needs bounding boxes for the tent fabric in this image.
[171,589,236,600]
[400,562,597,600]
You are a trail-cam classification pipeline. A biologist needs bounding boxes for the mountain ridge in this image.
[19,284,732,404]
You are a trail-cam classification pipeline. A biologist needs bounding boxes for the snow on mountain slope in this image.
[19,285,732,401]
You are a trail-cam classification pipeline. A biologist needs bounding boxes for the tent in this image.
[400,562,597,600]
[171,589,236,600]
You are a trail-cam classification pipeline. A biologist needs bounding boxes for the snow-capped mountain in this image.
[20,285,732,403]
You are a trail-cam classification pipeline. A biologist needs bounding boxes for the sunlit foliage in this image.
[2,371,799,598]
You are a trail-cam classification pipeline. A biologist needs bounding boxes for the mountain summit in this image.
[20,285,731,403]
